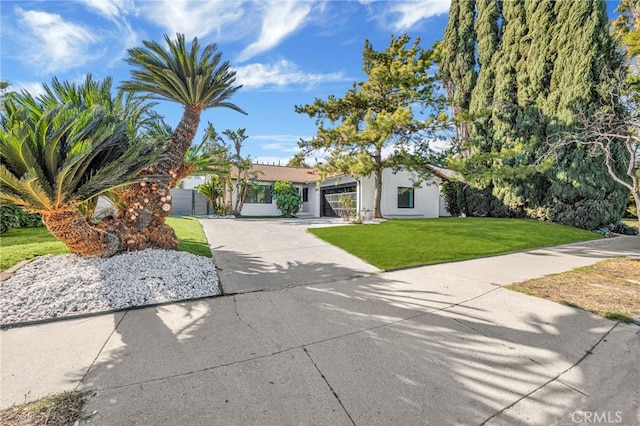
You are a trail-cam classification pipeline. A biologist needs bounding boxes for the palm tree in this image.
[118,33,246,248]
[0,93,162,257]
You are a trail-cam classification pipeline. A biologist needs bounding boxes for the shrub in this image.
[0,204,43,234]
[607,222,638,235]
[272,181,302,217]
[338,193,355,221]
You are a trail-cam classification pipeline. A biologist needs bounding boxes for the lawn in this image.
[308,217,601,270]
[0,227,70,272]
[0,216,210,271]
[166,216,212,258]
[509,258,640,323]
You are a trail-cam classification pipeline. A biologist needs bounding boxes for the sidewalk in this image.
[1,236,638,425]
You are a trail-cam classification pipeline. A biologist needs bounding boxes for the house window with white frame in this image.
[397,187,414,208]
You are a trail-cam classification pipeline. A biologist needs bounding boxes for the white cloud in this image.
[76,0,134,19]
[253,134,308,143]
[15,7,102,73]
[261,142,300,153]
[237,0,313,62]
[138,0,244,39]
[234,59,348,90]
[14,81,45,98]
[388,0,450,31]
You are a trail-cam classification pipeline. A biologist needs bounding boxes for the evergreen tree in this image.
[469,0,500,141]
[438,0,628,229]
[438,0,477,149]
[544,0,628,228]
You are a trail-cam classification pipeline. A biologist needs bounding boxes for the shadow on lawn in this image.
[69,252,640,425]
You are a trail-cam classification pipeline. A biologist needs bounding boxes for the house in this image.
[181,163,452,218]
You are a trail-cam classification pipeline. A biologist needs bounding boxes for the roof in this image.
[248,163,318,184]
[425,164,455,181]
[233,163,453,184]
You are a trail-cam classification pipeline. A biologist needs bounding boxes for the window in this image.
[302,187,309,202]
[246,184,273,204]
[398,187,414,209]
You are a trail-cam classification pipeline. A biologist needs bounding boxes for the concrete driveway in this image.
[1,224,639,425]
[200,217,380,294]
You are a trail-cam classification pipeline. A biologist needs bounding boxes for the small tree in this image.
[338,193,354,221]
[272,181,302,217]
[224,128,255,215]
[196,177,224,213]
[296,34,447,218]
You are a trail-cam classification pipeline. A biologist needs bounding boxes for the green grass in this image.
[308,217,601,270]
[0,227,70,271]
[0,216,211,271]
[165,216,212,258]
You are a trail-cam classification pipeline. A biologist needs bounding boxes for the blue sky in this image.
[0,1,620,165]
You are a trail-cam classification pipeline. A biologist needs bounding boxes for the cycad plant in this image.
[118,33,246,249]
[0,91,162,257]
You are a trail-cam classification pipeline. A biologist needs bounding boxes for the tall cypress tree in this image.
[438,0,628,229]
[469,0,500,141]
[439,0,477,149]
[544,0,628,228]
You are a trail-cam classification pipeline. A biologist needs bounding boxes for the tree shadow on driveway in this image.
[72,252,639,425]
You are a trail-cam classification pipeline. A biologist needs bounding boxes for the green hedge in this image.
[0,205,43,234]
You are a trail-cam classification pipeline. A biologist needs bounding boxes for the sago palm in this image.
[116,33,245,249]
[121,33,246,174]
[0,93,162,257]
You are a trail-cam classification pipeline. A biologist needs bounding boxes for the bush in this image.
[607,222,638,235]
[0,204,43,234]
[338,193,354,221]
[441,179,513,218]
[625,193,637,218]
[272,181,302,217]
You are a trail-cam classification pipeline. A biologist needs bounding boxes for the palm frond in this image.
[121,33,246,113]
[1,78,165,213]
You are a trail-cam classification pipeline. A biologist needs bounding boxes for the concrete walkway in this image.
[1,225,639,425]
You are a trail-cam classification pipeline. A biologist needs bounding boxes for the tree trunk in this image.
[373,167,383,219]
[41,208,122,257]
[114,104,202,251]
[633,191,640,232]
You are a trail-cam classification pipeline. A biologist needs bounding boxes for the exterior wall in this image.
[360,169,443,218]
[303,182,319,216]
[237,181,308,216]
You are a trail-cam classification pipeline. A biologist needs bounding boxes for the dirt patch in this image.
[0,391,93,426]
[508,257,640,323]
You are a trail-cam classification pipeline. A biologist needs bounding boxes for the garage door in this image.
[321,185,357,217]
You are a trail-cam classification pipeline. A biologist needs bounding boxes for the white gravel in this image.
[0,249,220,326]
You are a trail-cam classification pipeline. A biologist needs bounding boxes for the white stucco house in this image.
[182,163,452,218]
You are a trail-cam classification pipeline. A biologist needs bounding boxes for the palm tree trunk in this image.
[115,104,202,250]
[41,208,122,257]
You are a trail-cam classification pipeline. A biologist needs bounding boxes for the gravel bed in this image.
[1,249,220,326]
